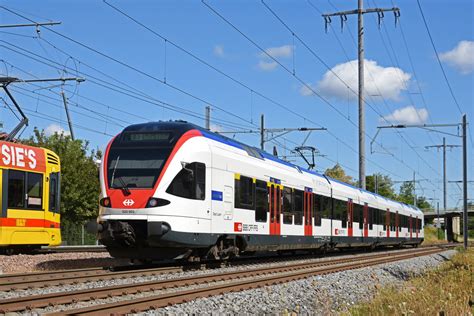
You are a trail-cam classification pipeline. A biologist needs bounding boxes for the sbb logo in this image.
[1,144,37,169]
[234,222,243,232]
[123,199,135,207]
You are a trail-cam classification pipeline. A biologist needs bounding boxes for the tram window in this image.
[8,170,25,208]
[313,193,321,226]
[255,180,268,222]
[293,189,303,225]
[27,172,43,209]
[318,195,331,219]
[167,162,206,201]
[282,187,293,224]
[50,176,58,213]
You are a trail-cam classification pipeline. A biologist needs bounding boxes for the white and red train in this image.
[97,121,424,260]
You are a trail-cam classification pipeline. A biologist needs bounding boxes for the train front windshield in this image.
[106,132,174,189]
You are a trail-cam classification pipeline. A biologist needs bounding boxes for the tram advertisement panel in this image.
[0,141,46,173]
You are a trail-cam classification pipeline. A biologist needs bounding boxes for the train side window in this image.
[313,193,321,226]
[8,170,25,208]
[49,173,60,213]
[381,210,386,231]
[234,175,254,209]
[354,204,363,229]
[293,189,303,225]
[166,162,206,200]
[27,172,43,209]
[332,199,346,227]
[282,187,293,224]
[368,207,374,230]
[255,180,268,222]
[319,195,331,219]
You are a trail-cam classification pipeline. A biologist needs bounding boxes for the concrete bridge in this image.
[424,207,474,242]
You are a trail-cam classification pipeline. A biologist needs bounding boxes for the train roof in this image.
[121,121,422,214]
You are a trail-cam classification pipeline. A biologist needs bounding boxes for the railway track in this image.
[0,245,454,315]
[0,244,448,292]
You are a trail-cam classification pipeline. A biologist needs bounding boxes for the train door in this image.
[363,203,368,238]
[386,210,390,238]
[304,190,313,236]
[269,184,281,235]
[347,199,353,237]
[395,211,399,238]
[409,215,413,239]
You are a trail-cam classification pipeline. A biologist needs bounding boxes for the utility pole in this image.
[61,91,75,140]
[375,117,468,249]
[413,171,416,207]
[205,106,211,130]
[425,137,461,223]
[322,2,400,190]
[260,114,265,150]
[462,114,468,250]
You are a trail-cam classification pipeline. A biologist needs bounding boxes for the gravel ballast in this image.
[145,250,456,315]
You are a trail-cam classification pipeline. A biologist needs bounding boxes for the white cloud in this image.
[299,83,316,96]
[311,59,411,101]
[44,124,70,137]
[439,40,474,74]
[260,45,293,59]
[258,60,278,71]
[257,44,293,71]
[382,106,428,124]
[213,44,225,58]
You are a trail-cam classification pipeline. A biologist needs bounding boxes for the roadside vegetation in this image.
[347,248,473,316]
[422,226,446,245]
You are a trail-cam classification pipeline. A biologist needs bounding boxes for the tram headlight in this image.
[100,197,111,207]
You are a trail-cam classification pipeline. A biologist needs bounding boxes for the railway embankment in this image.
[348,247,473,316]
[151,250,458,315]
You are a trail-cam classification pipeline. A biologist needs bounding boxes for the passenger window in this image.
[255,180,268,222]
[234,175,254,209]
[49,172,60,213]
[166,162,206,200]
[282,187,293,224]
[313,193,321,226]
[27,172,43,209]
[8,170,25,208]
[293,189,303,225]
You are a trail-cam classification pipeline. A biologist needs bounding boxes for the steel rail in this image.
[45,247,448,316]
[0,246,451,314]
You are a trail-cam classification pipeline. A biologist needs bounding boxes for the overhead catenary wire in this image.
[201,0,440,190]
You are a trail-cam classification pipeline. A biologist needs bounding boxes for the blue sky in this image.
[1,0,473,208]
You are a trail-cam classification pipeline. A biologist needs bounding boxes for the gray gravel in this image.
[2,249,456,315]
[141,250,456,316]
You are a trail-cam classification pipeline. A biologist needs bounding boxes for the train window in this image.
[368,207,374,230]
[255,180,268,222]
[390,211,395,231]
[317,195,331,219]
[293,189,303,225]
[354,204,363,229]
[234,175,254,209]
[333,199,346,227]
[313,193,321,226]
[49,173,59,213]
[167,162,206,200]
[7,170,25,208]
[27,172,43,209]
[282,187,293,224]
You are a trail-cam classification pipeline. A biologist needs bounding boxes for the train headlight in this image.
[100,197,111,207]
[146,197,170,208]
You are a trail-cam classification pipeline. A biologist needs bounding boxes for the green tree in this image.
[22,128,101,224]
[324,163,356,186]
[396,181,431,210]
[366,173,396,199]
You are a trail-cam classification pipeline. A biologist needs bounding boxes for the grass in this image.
[347,248,474,316]
[422,226,447,245]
